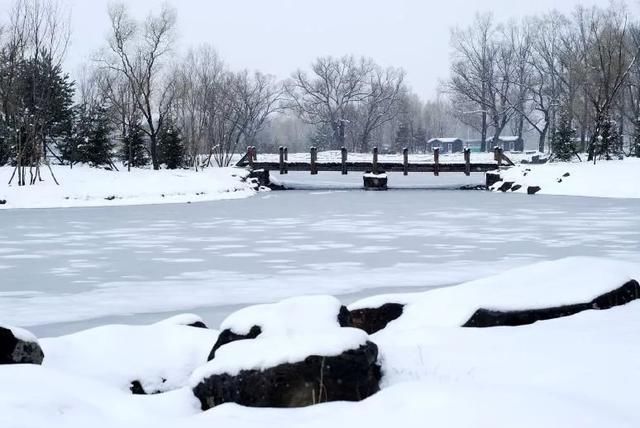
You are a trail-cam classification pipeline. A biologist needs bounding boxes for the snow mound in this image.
[0,165,256,209]
[351,257,639,329]
[191,327,370,381]
[154,314,207,328]
[220,295,347,337]
[41,323,219,394]
[491,158,640,199]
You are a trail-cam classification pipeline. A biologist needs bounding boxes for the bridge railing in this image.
[238,146,512,176]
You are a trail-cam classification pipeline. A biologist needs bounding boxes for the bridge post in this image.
[279,146,285,175]
[433,147,440,176]
[341,147,348,175]
[464,148,471,176]
[247,146,255,168]
[284,147,289,174]
[372,147,379,174]
[310,147,318,175]
[494,147,503,168]
[403,148,409,176]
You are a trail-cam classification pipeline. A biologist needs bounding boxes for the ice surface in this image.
[2,190,640,334]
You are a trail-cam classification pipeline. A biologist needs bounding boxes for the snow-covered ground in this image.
[2,258,640,427]
[0,165,256,209]
[491,157,640,199]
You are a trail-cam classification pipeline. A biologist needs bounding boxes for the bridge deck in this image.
[241,161,499,173]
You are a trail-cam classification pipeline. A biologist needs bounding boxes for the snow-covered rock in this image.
[208,295,351,360]
[490,158,640,199]
[41,323,219,394]
[350,257,640,331]
[349,303,405,334]
[0,325,44,365]
[154,314,208,329]
[191,328,380,409]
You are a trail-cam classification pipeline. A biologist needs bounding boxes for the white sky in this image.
[1,0,620,98]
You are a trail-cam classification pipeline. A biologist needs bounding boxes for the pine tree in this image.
[551,110,577,162]
[119,121,149,168]
[159,122,184,169]
[394,123,411,151]
[71,103,114,167]
[592,114,622,162]
[631,118,640,158]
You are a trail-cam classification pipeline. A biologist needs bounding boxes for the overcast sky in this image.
[2,0,621,98]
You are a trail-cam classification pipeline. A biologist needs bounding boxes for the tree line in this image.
[448,3,640,161]
[1,0,639,186]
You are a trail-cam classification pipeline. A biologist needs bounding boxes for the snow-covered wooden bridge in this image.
[236,146,513,189]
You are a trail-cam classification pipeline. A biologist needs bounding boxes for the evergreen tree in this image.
[551,110,577,162]
[591,114,622,162]
[159,122,184,169]
[394,123,411,151]
[119,121,149,168]
[71,103,114,167]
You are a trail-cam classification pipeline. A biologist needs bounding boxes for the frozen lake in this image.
[2,180,640,336]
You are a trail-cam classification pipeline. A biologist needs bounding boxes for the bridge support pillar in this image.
[363,172,388,191]
[486,171,501,188]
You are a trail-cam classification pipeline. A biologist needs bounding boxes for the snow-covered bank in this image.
[2,257,640,427]
[0,165,256,209]
[491,157,640,199]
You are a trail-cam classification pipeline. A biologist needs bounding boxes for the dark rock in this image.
[188,321,208,329]
[511,184,522,192]
[337,305,353,328]
[498,182,514,192]
[248,169,285,191]
[104,195,116,201]
[130,378,167,395]
[527,186,541,195]
[463,279,640,328]
[208,326,262,361]
[193,342,381,409]
[349,303,405,334]
[459,184,488,191]
[0,200,6,205]
[0,326,44,365]
[563,172,570,177]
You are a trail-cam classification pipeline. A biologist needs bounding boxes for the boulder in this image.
[527,186,542,195]
[463,279,640,328]
[511,184,522,192]
[207,296,352,361]
[349,303,404,334]
[497,182,514,192]
[0,326,44,365]
[193,339,381,409]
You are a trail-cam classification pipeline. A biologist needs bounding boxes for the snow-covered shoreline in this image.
[491,157,640,199]
[0,166,257,210]
[2,257,640,428]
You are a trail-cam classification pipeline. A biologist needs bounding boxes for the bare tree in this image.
[102,2,177,170]
[285,56,374,150]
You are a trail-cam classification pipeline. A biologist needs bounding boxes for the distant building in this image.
[426,138,464,154]
[487,136,524,152]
